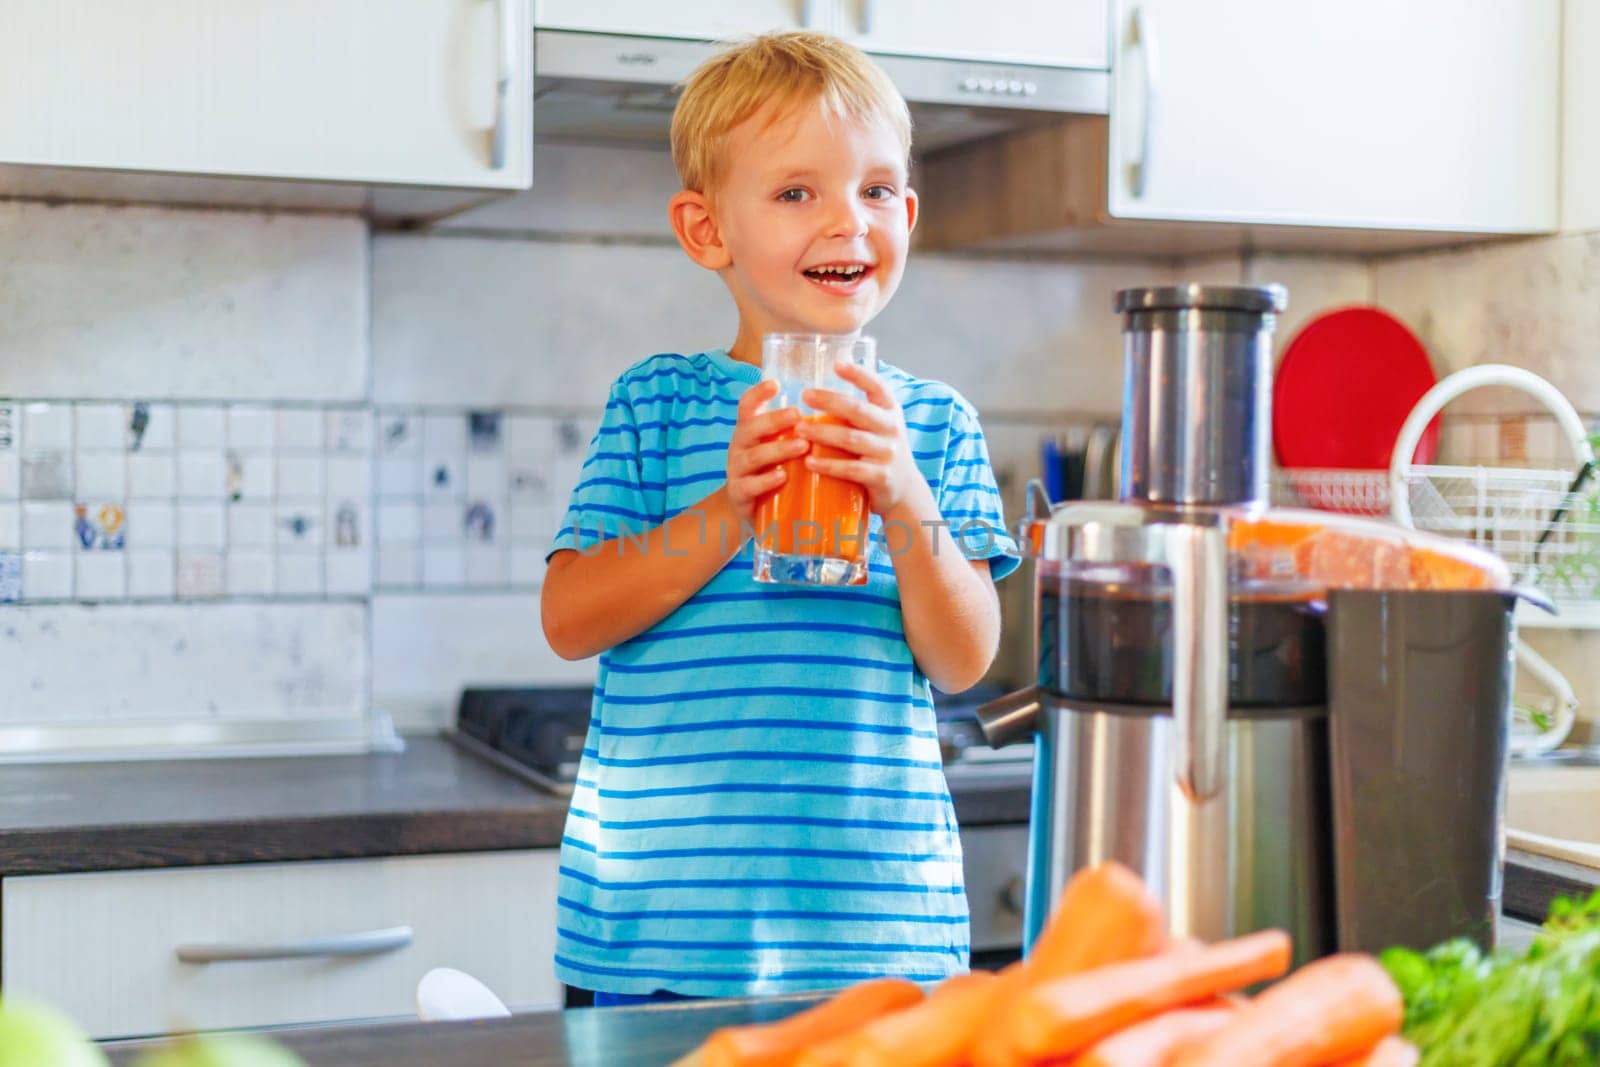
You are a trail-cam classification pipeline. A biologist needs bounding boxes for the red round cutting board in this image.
[1274,306,1441,473]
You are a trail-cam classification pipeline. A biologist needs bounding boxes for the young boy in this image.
[540,31,1020,1002]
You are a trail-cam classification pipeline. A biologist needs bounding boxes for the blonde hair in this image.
[670,31,912,194]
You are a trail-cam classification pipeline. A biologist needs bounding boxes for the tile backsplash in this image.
[0,399,372,603]
[373,408,590,592]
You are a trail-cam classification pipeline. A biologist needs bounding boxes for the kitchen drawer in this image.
[0,850,559,1040]
[961,825,1028,952]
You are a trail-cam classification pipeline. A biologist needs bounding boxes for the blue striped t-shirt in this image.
[549,349,1019,997]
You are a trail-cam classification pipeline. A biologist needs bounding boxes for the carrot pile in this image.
[676,861,1412,1067]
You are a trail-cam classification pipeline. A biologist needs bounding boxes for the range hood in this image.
[532,30,1109,154]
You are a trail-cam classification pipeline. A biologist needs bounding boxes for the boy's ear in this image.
[904,186,919,235]
[668,190,732,271]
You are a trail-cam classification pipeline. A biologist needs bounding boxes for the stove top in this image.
[445,684,1031,796]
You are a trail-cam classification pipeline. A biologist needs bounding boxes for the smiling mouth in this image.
[802,263,874,287]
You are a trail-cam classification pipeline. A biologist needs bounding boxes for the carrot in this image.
[1330,1036,1419,1067]
[802,969,1012,1067]
[970,862,1169,1066]
[1074,1005,1237,1067]
[973,943,1199,1067]
[1026,861,1167,980]
[700,977,925,1067]
[1170,953,1402,1067]
[1008,929,1292,1060]
[967,1034,1027,1067]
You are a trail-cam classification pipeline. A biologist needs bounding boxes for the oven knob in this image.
[999,875,1025,918]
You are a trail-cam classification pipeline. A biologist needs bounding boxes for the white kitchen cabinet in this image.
[534,0,821,39]
[1106,0,1558,233]
[961,824,1029,953]
[1561,0,1600,231]
[536,0,1107,70]
[0,850,560,1040]
[0,0,532,191]
[838,0,1108,69]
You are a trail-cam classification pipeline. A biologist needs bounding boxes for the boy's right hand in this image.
[726,379,807,526]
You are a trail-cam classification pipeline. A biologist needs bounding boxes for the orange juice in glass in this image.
[752,333,876,586]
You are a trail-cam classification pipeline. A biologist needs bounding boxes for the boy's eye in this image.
[777,188,811,203]
[863,184,898,201]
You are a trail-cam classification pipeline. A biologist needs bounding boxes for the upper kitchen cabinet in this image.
[1107,0,1556,232]
[836,1,1107,69]
[0,0,532,220]
[534,0,815,39]
[534,0,1107,69]
[1562,0,1600,232]
[918,0,1559,255]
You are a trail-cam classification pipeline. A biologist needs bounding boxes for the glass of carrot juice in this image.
[751,333,876,586]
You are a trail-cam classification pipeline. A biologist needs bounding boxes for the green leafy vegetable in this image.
[1382,889,1600,1066]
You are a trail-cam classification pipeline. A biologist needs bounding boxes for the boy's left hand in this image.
[798,361,930,517]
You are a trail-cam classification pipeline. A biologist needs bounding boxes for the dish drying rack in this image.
[1274,465,1599,616]
[1273,365,1599,757]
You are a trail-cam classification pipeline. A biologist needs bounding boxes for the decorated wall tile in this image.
[176,548,224,598]
[0,399,373,602]
[74,502,126,551]
[373,406,588,590]
[327,409,373,454]
[0,550,19,602]
[231,453,276,501]
[129,403,175,452]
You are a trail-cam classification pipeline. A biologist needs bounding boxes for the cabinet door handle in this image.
[1124,5,1160,198]
[176,925,414,964]
[490,0,516,169]
[801,0,820,29]
[858,0,877,35]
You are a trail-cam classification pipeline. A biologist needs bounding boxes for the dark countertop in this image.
[1505,848,1600,921]
[0,736,1032,878]
[0,735,570,876]
[105,997,817,1067]
[0,723,1573,926]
